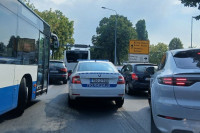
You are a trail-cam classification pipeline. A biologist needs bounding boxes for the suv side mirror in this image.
[51,33,59,49]
[146,67,155,75]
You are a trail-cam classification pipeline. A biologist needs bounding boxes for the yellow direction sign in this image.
[129,40,149,54]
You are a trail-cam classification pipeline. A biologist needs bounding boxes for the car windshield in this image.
[173,49,200,69]
[78,62,117,72]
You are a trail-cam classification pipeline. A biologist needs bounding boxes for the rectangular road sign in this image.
[129,40,149,54]
[128,54,149,63]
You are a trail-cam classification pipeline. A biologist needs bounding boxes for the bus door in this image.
[43,36,49,92]
[37,33,45,94]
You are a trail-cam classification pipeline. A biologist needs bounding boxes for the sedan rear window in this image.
[78,62,117,72]
[135,65,157,73]
[173,49,200,69]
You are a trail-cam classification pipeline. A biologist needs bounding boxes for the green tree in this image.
[169,38,183,50]
[91,15,137,65]
[23,1,74,59]
[181,0,200,20]
[149,43,168,64]
[135,19,148,40]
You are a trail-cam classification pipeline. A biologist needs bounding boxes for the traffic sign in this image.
[128,54,149,63]
[129,40,149,54]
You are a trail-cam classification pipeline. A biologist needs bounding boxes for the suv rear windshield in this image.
[135,65,157,73]
[49,61,64,68]
[173,49,200,69]
[78,62,117,72]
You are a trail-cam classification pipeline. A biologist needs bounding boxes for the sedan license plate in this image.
[90,78,109,83]
[50,70,58,73]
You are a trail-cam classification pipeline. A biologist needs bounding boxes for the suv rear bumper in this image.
[129,81,149,91]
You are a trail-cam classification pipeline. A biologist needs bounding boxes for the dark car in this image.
[49,60,68,84]
[121,63,157,95]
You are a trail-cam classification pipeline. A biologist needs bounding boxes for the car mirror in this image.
[146,67,155,75]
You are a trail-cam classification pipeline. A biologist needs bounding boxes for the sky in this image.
[30,0,200,48]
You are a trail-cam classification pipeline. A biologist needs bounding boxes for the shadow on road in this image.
[125,91,148,100]
[0,100,39,123]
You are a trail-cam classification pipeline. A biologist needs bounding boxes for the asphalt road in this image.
[0,82,151,133]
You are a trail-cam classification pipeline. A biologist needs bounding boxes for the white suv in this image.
[148,48,200,133]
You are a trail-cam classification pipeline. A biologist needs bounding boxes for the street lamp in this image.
[102,7,118,65]
[191,16,195,48]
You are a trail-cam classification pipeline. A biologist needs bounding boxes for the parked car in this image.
[147,48,200,133]
[68,60,125,107]
[49,60,68,84]
[121,63,157,95]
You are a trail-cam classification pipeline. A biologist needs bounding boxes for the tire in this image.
[148,88,152,109]
[125,83,131,95]
[14,78,28,116]
[68,94,75,107]
[63,79,67,84]
[115,98,124,108]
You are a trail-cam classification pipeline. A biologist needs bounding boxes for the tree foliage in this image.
[23,0,74,59]
[169,37,183,50]
[135,19,148,40]
[181,0,200,20]
[149,43,168,64]
[91,15,137,65]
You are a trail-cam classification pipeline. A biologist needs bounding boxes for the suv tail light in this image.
[158,77,193,86]
[117,76,125,84]
[131,73,138,80]
[72,76,81,84]
[60,68,67,72]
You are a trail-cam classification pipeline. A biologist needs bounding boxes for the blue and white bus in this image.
[0,0,59,115]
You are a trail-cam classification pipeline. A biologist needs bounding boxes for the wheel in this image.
[68,94,75,107]
[151,110,161,133]
[63,79,67,84]
[14,78,28,116]
[148,88,152,109]
[125,83,131,95]
[115,98,124,108]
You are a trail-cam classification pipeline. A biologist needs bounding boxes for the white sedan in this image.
[68,60,125,108]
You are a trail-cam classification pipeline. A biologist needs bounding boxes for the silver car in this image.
[148,48,200,133]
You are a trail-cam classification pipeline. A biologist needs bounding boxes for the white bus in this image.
[64,48,90,76]
[0,0,59,115]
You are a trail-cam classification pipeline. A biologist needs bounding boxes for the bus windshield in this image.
[66,51,88,63]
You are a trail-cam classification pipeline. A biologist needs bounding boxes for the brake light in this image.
[163,77,173,85]
[175,78,187,86]
[197,52,200,55]
[60,68,67,72]
[72,76,81,84]
[159,77,189,86]
[117,76,125,84]
[131,73,138,80]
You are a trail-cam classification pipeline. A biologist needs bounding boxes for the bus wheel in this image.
[14,78,28,116]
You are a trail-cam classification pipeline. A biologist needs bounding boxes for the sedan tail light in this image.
[60,68,67,72]
[72,76,81,84]
[158,77,193,86]
[131,73,138,80]
[117,76,125,84]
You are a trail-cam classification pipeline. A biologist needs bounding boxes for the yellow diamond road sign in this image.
[129,40,149,54]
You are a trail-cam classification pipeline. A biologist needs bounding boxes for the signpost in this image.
[128,40,150,63]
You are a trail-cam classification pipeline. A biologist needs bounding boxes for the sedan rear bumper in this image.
[69,87,125,100]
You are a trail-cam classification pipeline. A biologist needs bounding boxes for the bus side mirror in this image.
[51,33,59,49]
